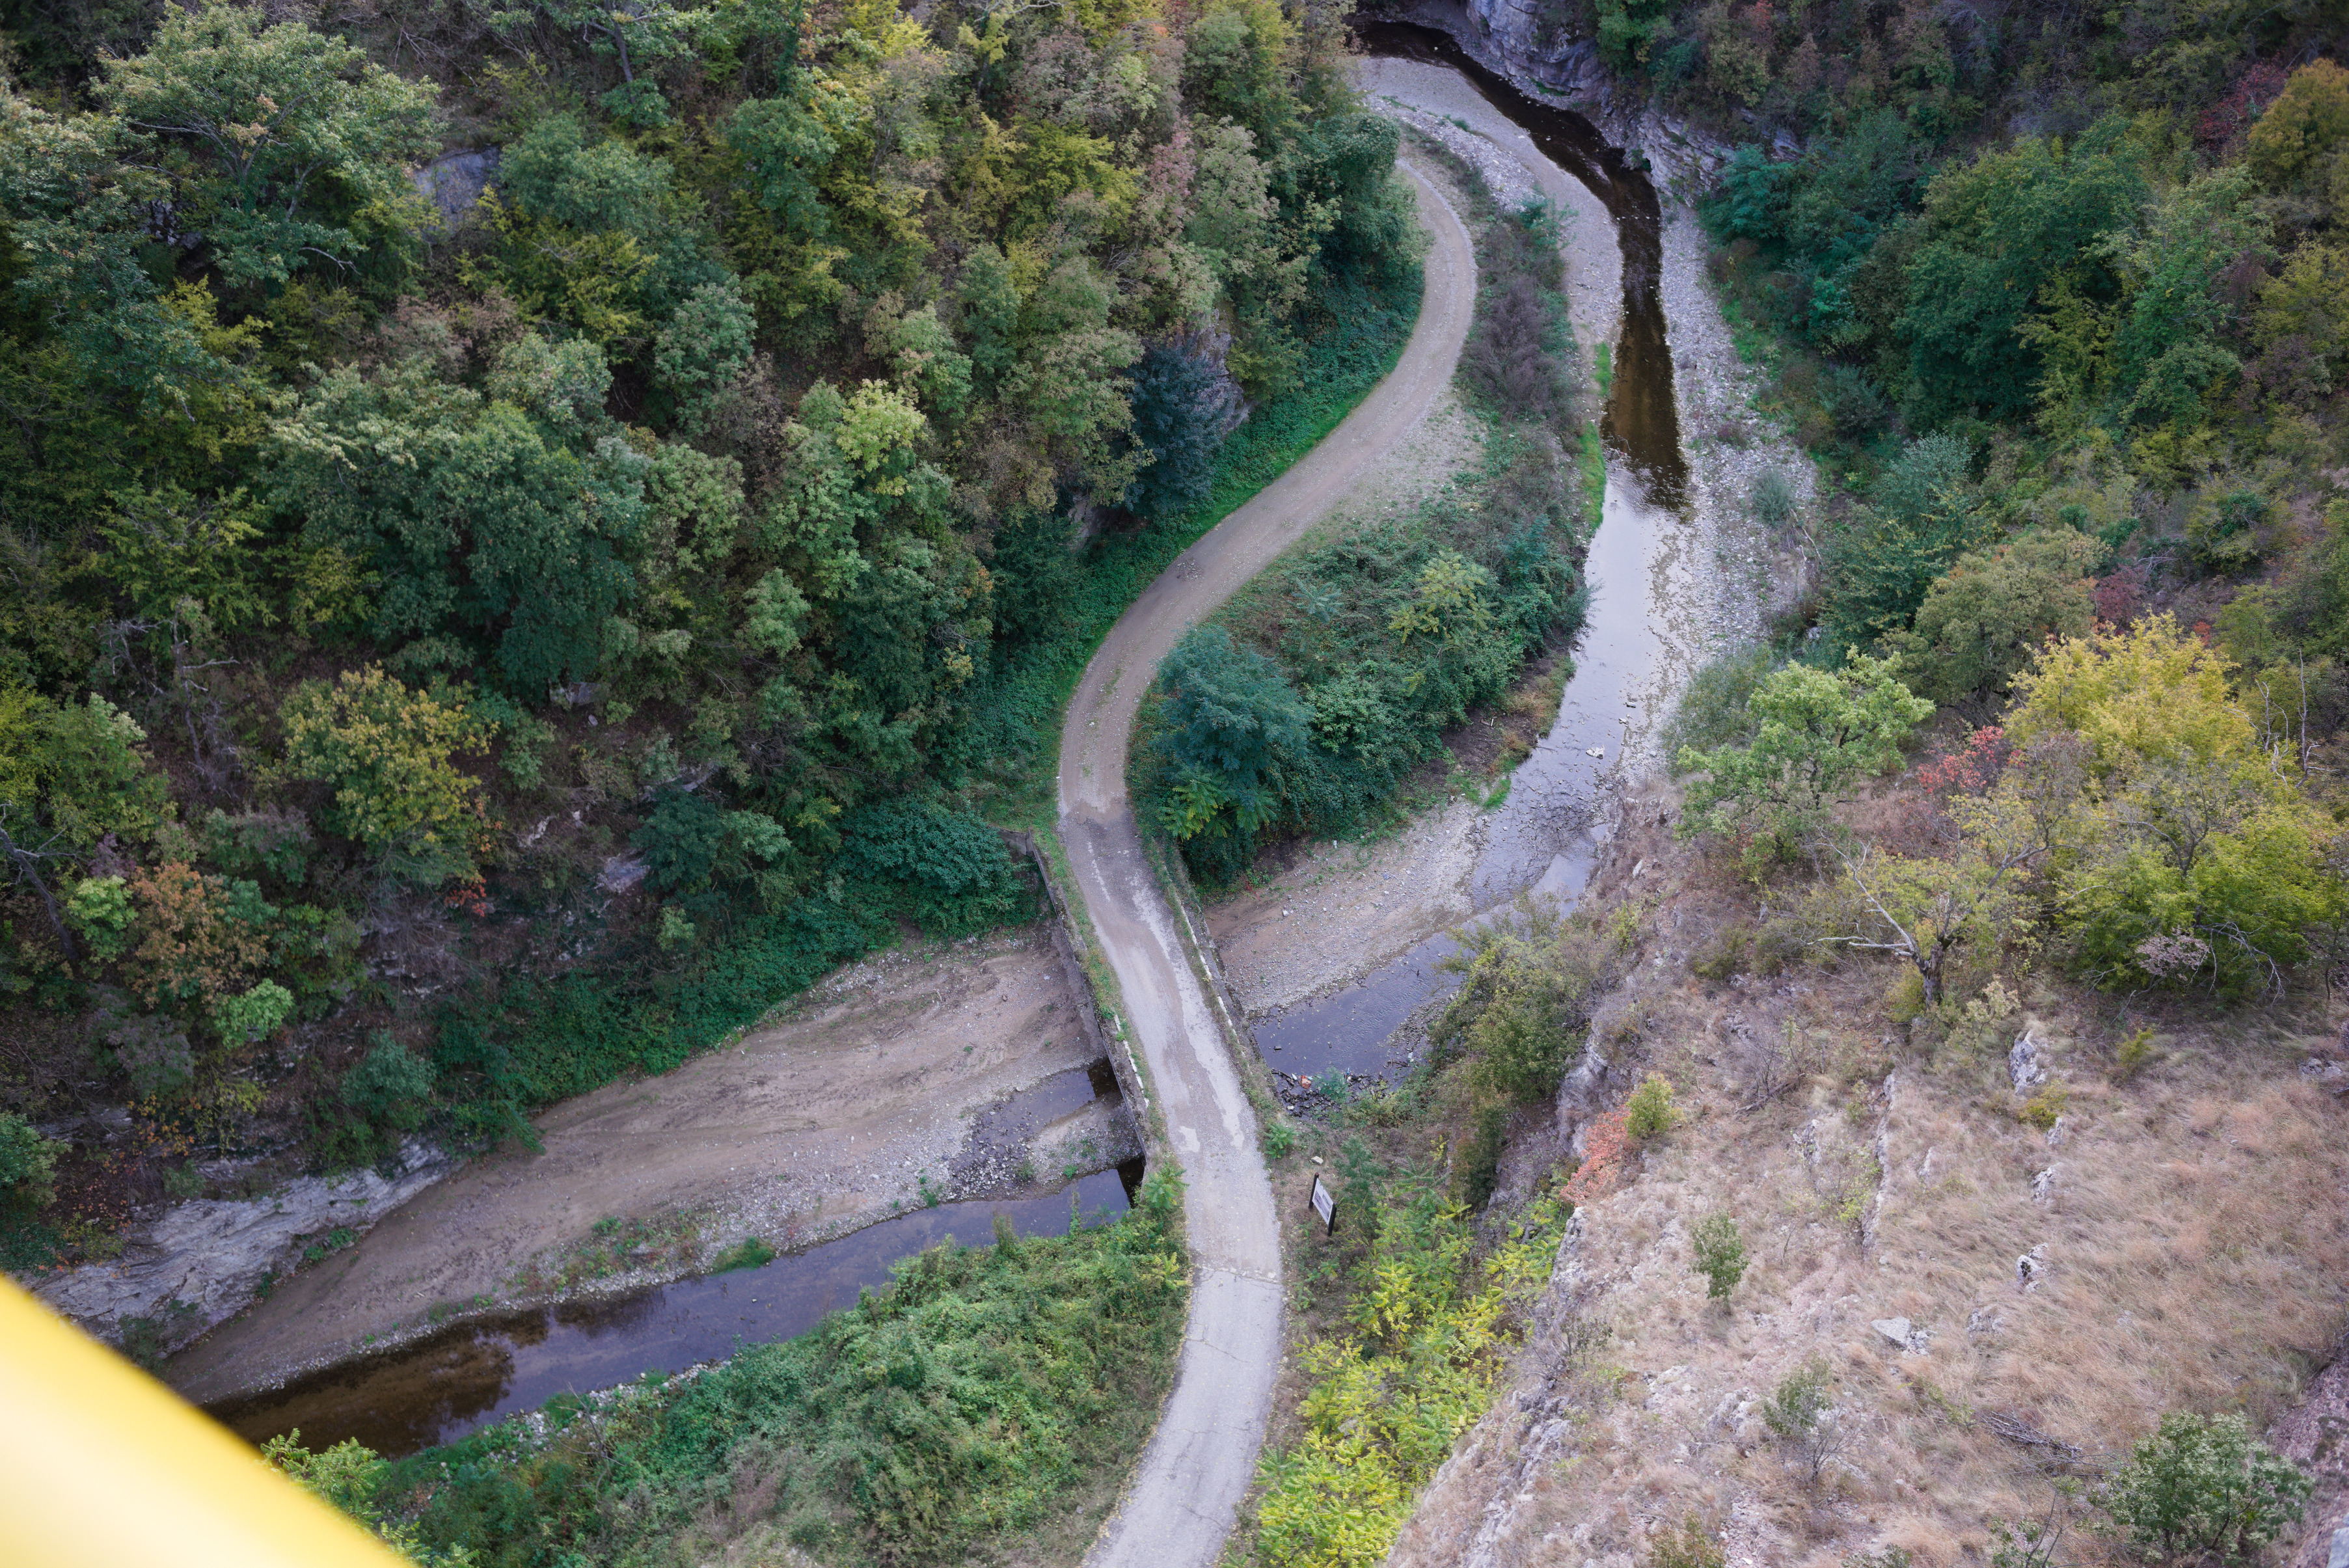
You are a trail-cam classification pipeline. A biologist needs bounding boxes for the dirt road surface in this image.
[167,926,1114,1404]
[1063,163,1476,1568]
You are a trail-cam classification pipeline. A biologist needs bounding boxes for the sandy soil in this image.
[1193,60,1657,1016]
[1200,67,1807,1017]
[1208,800,1482,1013]
[1657,199,1819,640]
[1359,55,1622,371]
[167,924,1128,1404]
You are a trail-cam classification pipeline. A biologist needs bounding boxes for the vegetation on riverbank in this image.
[0,0,1422,1262]
[1137,144,1592,884]
[271,1174,1186,1567]
[1230,902,1638,1565]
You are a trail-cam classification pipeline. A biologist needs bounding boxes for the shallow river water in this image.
[1257,25,1707,1087]
[209,1167,1135,1457]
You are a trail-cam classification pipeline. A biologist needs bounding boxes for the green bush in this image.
[2097,1412,2310,1566]
[390,1174,1189,1567]
[0,1113,61,1214]
[1676,653,1933,865]
[1892,528,2098,705]
[1434,905,1614,1102]
[342,1037,435,1133]
[1460,1105,1508,1209]
[1690,1210,1746,1299]
[1661,646,1775,772]
[1623,1073,1679,1140]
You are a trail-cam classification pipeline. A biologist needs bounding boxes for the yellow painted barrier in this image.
[0,1273,410,1567]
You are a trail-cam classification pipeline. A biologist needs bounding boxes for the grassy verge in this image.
[1225,898,1635,1565]
[274,1174,1191,1568]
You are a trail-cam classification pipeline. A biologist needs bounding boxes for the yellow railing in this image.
[0,1275,408,1567]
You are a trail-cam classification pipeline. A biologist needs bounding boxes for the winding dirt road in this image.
[1061,163,1475,1568]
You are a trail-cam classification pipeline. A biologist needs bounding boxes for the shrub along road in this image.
[1059,161,1477,1568]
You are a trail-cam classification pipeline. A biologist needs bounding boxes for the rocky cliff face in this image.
[1389,0,1608,103]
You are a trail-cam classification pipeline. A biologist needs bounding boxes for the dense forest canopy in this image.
[0,0,1419,1237]
[1587,0,2349,1005]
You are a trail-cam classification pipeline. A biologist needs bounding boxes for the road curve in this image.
[1062,163,1475,1568]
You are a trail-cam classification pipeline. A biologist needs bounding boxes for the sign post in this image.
[1309,1173,1336,1236]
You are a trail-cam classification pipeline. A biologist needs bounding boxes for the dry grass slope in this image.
[1385,791,2349,1568]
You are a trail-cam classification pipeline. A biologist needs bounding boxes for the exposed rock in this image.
[1872,1316,1931,1354]
[2016,1244,2048,1291]
[410,148,500,228]
[599,853,649,893]
[1555,1036,1612,1139]
[2008,1032,2049,1092]
[2031,1165,2061,1204]
[1396,0,1606,103]
[33,1142,453,1355]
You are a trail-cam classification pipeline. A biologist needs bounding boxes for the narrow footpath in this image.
[1058,163,1476,1568]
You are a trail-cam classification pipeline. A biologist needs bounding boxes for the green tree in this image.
[0,82,226,414]
[491,0,710,123]
[1828,808,2039,1005]
[0,1111,61,1215]
[1624,1072,1677,1139]
[1899,122,2145,422]
[1821,434,1983,653]
[1677,654,1933,865]
[1434,905,1612,1103]
[653,278,755,429]
[1150,625,1311,845]
[2097,1413,2309,1567]
[1893,528,2098,705]
[1124,339,1240,522]
[1763,1357,1842,1487]
[263,1433,476,1565]
[2247,60,2349,189]
[267,343,649,690]
[342,1037,436,1133]
[212,979,294,1046]
[2024,168,2270,437]
[96,2,437,288]
[276,666,498,883]
[2005,618,2348,993]
[2251,245,2349,399]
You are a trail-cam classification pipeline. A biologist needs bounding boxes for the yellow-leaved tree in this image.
[276,667,498,886]
[2004,615,2346,994]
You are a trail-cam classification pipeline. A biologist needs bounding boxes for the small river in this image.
[1256,23,1706,1086]
[209,1166,1137,1457]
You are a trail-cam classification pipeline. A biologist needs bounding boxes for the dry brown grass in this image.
[1383,780,2349,1568]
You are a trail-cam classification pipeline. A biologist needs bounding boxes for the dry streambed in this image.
[165,923,1136,1408]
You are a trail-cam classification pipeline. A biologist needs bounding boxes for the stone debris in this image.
[1871,1316,1931,1354]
